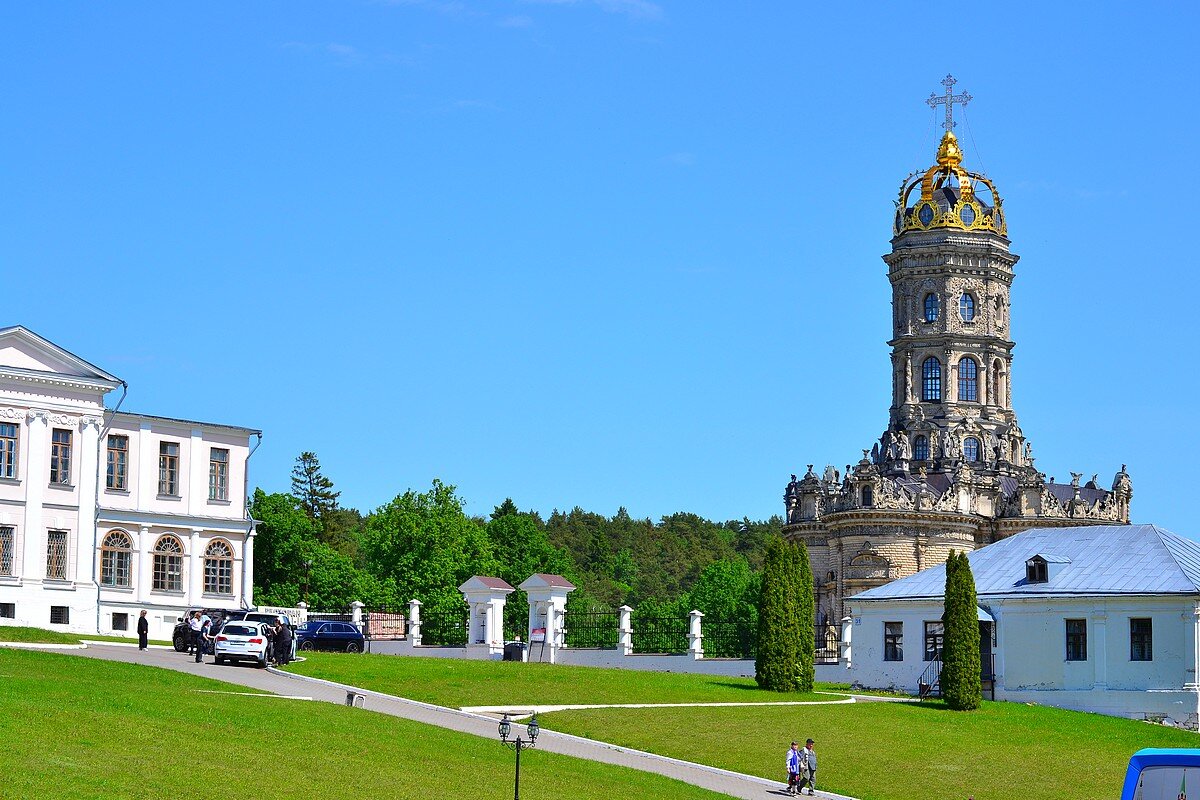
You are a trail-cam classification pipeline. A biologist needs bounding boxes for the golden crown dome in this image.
[894,131,1006,237]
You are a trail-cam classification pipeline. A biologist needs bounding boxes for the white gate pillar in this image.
[460,576,515,656]
[519,573,575,664]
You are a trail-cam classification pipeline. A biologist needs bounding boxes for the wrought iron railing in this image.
[364,610,406,641]
[632,613,689,654]
[564,608,618,648]
[814,624,841,665]
[421,606,468,647]
[703,616,756,659]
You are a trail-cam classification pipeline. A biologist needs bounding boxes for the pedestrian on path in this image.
[785,741,802,795]
[798,739,817,796]
[274,618,293,666]
[188,612,203,662]
[137,610,148,650]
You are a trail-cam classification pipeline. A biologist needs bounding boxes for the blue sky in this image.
[2,2,1197,530]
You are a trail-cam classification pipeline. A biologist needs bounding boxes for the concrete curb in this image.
[462,698,855,715]
[0,641,87,650]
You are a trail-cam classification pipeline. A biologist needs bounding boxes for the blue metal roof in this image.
[851,524,1200,601]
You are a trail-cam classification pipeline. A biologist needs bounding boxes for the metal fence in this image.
[814,624,841,665]
[365,610,406,641]
[307,612,354,624]
[703,616,756,659]
[564,608,619,648]
[421,606,468,647]
[632,613,689,654]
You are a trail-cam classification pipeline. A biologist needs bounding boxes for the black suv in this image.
[171,608,243,652]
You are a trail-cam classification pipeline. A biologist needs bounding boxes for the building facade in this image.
[846,525,1200,730]
[0,326,260,639]
[784,118,1132,624]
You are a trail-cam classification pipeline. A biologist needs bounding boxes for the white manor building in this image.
[0,326,260,640]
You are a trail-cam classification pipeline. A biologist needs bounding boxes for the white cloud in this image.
[520,0,664,20]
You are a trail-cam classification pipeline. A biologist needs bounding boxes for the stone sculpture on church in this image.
[783,77,1132,624]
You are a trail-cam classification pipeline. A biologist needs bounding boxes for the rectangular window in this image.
[1130,618,1153,662]
[1065,618,1087,661]
[46,530,68,580]
[50,605,69,625]
[209,448,229,500]
[0,526,12,576]
[0,422,17,479]
[0,602,14,619]
[111,612,128,631]
[158,441,180,496]
[49,428,71,485]
[924,620,944,662]
[884,621,903,662]
[106,434,129,490]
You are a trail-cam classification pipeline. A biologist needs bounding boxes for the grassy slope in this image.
[538,700,1200,800]
[286,652,830,707]
[0,648,731,800]
[0,625,171,646]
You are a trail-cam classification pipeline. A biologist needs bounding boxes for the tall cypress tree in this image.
[941,550,983,710]
[756,536,800,691]
[793,538,816,692]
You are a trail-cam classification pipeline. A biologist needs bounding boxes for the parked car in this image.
[296,620,365,653]
[1121,748,1200,799]
[213,621,272,667]
[171,608,237,652]
[214,612,298,661]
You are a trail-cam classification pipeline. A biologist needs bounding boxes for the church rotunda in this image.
[783,78,1132,625]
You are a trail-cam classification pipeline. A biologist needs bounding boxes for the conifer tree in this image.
[291,452,341,529]
[757,535,804,691]
[793,537,816,692]
[941,550,983,710]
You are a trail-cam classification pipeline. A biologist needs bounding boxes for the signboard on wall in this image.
[530,627,546,643]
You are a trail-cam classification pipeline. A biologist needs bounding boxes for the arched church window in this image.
[921,357,942,402]
[963,436,981,462]
[958,357,978,402]
[923,294,939,323]
[203,540,234,595]
[913,435,929,461]
[100,530,132,588]
[153,535,183,592]
[861,486,874,507]
[959,293,976,321]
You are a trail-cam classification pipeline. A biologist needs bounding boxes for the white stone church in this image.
[0,326,260,640]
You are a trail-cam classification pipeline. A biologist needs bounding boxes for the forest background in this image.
[253,453,779,638]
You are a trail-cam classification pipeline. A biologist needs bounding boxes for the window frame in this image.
[100,530,133,588]
[209,447,229,501]
[46,530,69,580]
[0,422,17,480]
[963,436,981,462]
[49,428,72,485]
[106,434,129,491]
[203,539,234,595]
[921,357,942,402]
[152,535,184,592]
[1130,617,1153,662]
[158,441,180,496]
[923,293,939,323]
[923,620,944,662]
[913,434,929,461]
[959,293,976,321]
[1065,618,1088,661]
[958,357,978,402]
[884,621,903,662]
[0,525,12,577]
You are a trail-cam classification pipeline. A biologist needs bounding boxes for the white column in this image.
[187,528,202,605]
[21,411,49,579]
[137,525,151,602]
[618,605,633,656]
[1184,602,1200,692]
[351,600,364,633]
[688,609,704,660]
[188,428,204,516]
[1091,609,1108,690]
[840,615,853,668]
[408,599,423,645]
[242,529,256,607]
[75,417,101,585]
[136,422,153,505]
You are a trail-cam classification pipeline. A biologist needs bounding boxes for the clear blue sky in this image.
[3,3,1196,530]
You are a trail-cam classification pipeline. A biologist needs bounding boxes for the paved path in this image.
[59,643,857,800]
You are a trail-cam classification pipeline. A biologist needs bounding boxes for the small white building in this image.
[0,326,260,640]
[847,524,1200,729]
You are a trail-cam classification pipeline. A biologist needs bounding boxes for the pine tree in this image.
[793,537,816,692]
[290,452,341,529]
[756,535,801,692]
[941,550,983,710]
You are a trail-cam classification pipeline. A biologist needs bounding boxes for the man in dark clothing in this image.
[137,610,149,650]
[274,618,293,666]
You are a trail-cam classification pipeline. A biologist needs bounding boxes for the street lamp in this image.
[302,559,313,604]
[498,712,539,800]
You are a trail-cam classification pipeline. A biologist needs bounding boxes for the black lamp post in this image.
[302,559,312,605]
[498,712,539,800]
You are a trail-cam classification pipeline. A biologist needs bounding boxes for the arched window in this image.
[959,293,976,321]
[963,436,981,462]
[203,540,234,595]
[923,294,939,323]
[153,535,183,592]
[861,486,874,507]
[100,530,132,588]
[913,435,929,461]
[958,357,978,402]
[922,357,942,401]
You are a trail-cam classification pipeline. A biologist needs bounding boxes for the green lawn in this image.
[285,652,832,707]
[0,625,170,647]
[537,699,1199,800]
[0,648,731,800]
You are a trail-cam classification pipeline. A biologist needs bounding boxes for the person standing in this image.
[137,610,149,650]
[188,612,204,662]
[274,618,293,666]
[785,741,802,795]
[798,738,817,796]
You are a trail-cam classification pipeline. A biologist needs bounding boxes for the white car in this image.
[213,621,272,667]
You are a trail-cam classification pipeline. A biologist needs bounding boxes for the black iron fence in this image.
[814,624,841,665]
[564,608,619,648]
[421,606,468,647]
[703,616,756,659]
[307,612,354,624]
[632,613,689,654]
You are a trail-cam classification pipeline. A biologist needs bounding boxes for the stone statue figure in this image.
[897,433,911,460]
[886,431,901,460]
[997,437,1009,462]
[942,430,958,459]
[1023,441,1032,461]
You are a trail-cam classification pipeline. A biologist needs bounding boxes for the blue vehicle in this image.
[1121,749,1200,800]
[296,620,365,653]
